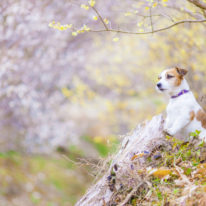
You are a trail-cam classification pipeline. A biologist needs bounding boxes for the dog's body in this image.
[157,67,206,140]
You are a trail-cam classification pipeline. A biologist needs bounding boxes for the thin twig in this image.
[136,14,162,18]
[160,11,175,22]
[91,6,109,30]
[174,165,191,185]
[88,18,206,35]
[149,7,154,33]
[173,157,191,185]
[118,181,145,206]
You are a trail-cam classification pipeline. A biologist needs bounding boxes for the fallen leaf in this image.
[131,153,144,160]
[152,168,171,178]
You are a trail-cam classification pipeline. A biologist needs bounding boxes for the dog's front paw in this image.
[163,121,169,131]
[163,130,171,136]
[163,125,170,135]
[163,128,174,136]
[163,124,167,132]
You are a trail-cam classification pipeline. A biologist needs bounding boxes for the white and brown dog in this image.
[157,67,206,140]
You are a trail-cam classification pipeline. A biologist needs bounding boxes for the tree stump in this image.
[76,114,166,206]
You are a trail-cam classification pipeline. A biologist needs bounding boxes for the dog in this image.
[156,67,206,140]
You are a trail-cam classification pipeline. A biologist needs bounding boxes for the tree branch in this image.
[187,0,206,10]
[202,8,206,17]
[91,6,109,30]
[89,19,206,35]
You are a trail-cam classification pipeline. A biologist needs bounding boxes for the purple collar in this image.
[171,89,190,99]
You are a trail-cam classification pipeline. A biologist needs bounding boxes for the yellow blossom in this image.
[113,37,119,42]
[48,21,55,27]
[77,30,85,34]
[82,24,90,31]
[124,12,132,16]
[81,4,89,10]
[61,87,72,98]
[93,16,98,20]
[48,21,72,31]
[152,2,158,7]
[162,0,168,6]
[65,24,72,29]
[88,0,96,7]
[137,22,143,27]
[72,32,78,36]
[104,18,109,24]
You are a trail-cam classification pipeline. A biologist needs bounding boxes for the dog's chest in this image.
[166,98,190,117]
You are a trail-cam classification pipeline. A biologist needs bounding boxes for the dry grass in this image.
[105,132,206,206]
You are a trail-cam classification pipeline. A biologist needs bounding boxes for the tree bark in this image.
[75,114,166,206]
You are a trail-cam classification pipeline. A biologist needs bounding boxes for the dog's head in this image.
[156,67,188,94]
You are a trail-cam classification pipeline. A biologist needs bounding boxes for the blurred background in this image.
[0,0,206,205]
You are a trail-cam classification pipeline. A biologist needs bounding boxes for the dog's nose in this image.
[157,83,162,88]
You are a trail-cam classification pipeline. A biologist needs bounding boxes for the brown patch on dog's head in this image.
[190,111,195,121]
[196,109,206,129]
[165,67,187,86]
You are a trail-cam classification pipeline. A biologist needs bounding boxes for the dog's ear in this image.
[176,67,188,76]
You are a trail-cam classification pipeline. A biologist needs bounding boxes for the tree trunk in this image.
[76,114,166,206]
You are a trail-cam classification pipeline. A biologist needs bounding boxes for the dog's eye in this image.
[167,74,174,79]
[158,76,161,80]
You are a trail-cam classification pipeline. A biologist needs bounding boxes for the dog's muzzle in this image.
[157,83,162,89]
[156,83,166,91]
